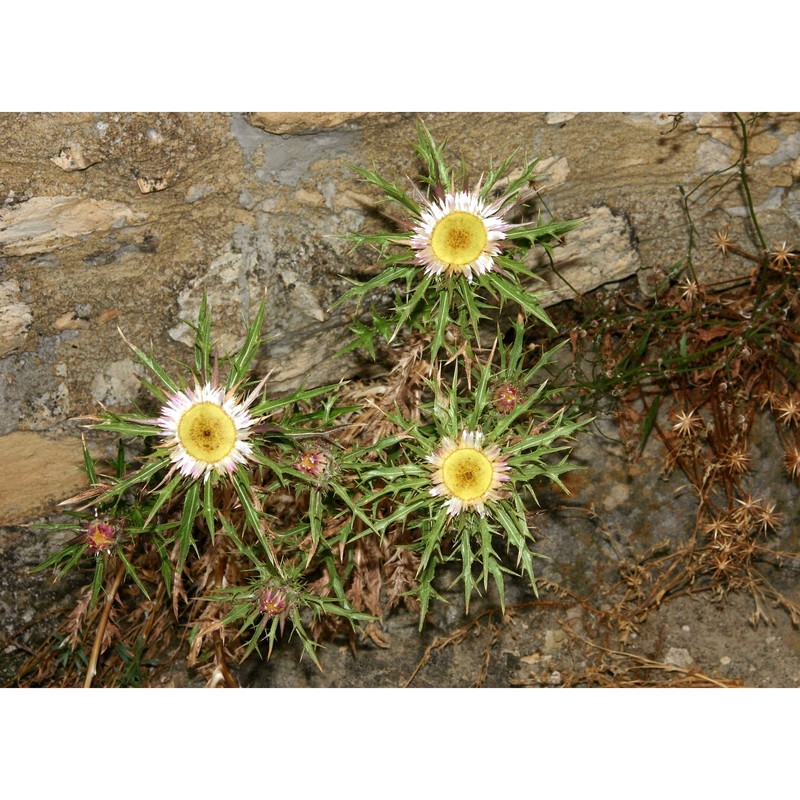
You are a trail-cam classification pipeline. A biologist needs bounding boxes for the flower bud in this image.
[259,587,288,617]
[293,449,329,478]
[84,519,117,555]
[492,383,524,415]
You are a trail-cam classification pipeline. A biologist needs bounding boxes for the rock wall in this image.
[2,111,799,525]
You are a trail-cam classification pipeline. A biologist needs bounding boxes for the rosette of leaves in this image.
[336,122,581,360]
[359,337,588,627]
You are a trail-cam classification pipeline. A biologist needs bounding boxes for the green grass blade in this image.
[177,482,200,573]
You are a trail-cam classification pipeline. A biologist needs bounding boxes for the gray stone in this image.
[664,647,694,669]
[533,206,642,307]
[0,281,32,357]
[89,358,145,408]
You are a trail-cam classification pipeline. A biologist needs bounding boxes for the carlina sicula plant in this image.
[32,121,588,685]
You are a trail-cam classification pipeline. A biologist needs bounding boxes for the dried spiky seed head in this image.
[678,278,703,307]
[769,241,796,270]
[775,395,800,427]
[671,407,702,438]
[721,445,751,475]
[755,501,782,535]
[784,445,800,481]
[702,515,734,542]
[711,228,733,256]
[733,493,760,525]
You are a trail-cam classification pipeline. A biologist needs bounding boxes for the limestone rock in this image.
[664,647,694,670]
[168,250,253,357]
[533,206,642,307]
[245,113,368,135]
[0,196,146,256]
[49,142,102,172]
[0,337,72,435]
[0,281,32,357]
[89,358,145,408]
[0,432,86,524]
[545,113,577,125]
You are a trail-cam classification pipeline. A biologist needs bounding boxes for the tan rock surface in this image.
[245,112,370,135]
[0,432,87,524]
[0,196,146,256]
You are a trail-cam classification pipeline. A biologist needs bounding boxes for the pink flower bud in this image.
[293,449,329,478]
[85,520,117,554]
[260,587,288,617]
[492,383,524,415]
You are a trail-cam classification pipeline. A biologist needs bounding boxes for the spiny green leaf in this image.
[349,164,421,216]
[176,482,200,573]
[203,475,216,537]
[118,549,150,600]
[89,557,105,610]
[144,473,182,526]
[430,285,453,361]
[416,558,446,631]
[122,334,179,394]
[97,457,169,502]
[390,272,434,342]
[459,527,477,613]
[81,440,98,485]
[95,418,163,439]
[192,293,213,380]
[229,301,266,387]
[481,272,556,330]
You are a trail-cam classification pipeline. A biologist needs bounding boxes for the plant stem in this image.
[733,113,768,255]
[84,560,125,689]
[213,637,238,688]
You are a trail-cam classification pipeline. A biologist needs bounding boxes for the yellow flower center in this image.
[430,211,487,266]
[441,448,494,501]
[177,402,237,463]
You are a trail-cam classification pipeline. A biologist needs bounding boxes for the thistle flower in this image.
[259,586,289,617]
[84,519,118,555]
[410,191,511,282]
[156,381,259,481]
[492,382,525,415]
[363,372,586,624]
[293,448,330,479]
[427,430,510,516]
[337,124,580,357]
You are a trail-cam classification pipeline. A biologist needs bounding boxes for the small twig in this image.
[563,626,736,688]
[140,582,166,643]
[472,622,500,688]
[213,637,238,688]
[402,606,503,687]
[733,113,768,255]
[84,560,125,689]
